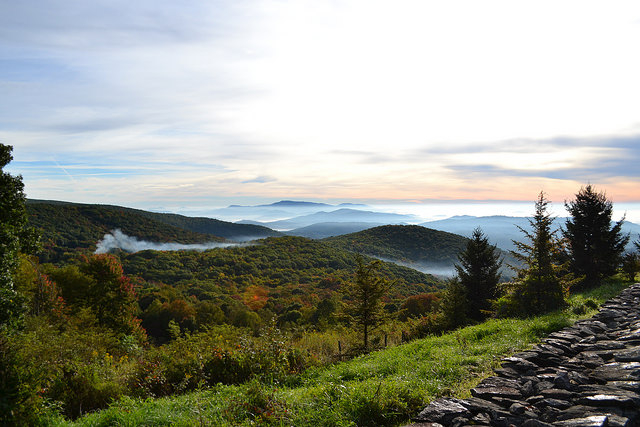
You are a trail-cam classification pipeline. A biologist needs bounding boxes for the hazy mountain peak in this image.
[264,200,333,208]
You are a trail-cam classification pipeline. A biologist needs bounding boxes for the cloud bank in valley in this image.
[95,229,240,254]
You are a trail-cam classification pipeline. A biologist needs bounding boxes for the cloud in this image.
[95,229,242,254]
[242,175,276,184]
[441,134,640,181]
[2,1,640,206]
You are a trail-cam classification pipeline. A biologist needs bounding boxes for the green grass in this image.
[59,278,631,427]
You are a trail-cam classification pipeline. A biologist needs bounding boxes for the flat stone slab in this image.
[552,415,608,427]
[471,386,522,400]
[414,398,470,424]
[590,362,640,382]
[577,392,640,409]
[614,346,640,362]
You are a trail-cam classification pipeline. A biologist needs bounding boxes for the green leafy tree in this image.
[80,254,145,339]
[455,227,502,321]
[342,258,394,349]
[507,192,568,315]
[563,185,629,289]
[0,145,40,424]
[0,144,38,331]
[399,293,439,320]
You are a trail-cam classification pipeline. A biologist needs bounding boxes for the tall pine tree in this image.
[563,185,629,289]
[455,227,502,321]
[510,192,567,315]
[342,258,393,350]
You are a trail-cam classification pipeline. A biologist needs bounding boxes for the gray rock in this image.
[449,415,469,427]
[552,415,608,427]
[608,381,640,392]
[538,398,572,409]
[461,397,510,415]
[540,388,575,400]
[523,420,555,427]
[510,402,527,415]
[577,392,640,409]
[502,356,540,371]
[414,398,471,424]
[471,412,491,424]
[470,386,522,401]
[614,346,640,362]
[535,381,556,394]
[553,371,572,390]
[590,362,640,382]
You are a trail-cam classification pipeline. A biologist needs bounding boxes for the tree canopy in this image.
[455,227,502,321]
[506,192,568,316]
[342,259,394,349]
[563,185,629,289]
[0,144,38,331]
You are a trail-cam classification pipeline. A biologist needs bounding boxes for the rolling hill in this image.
[324,224,517,278]
[285,222,383,239]
[121,235,443,304]
[325,224,470,268]
[26,200,279,262]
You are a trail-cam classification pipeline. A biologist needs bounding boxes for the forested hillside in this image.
[124,208,280,241]
[26,200,278,262]
[24,200,443,344]
[120,235,442,341]
[325,224,471,266]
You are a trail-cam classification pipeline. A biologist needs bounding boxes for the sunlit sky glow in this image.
[2,0,640,214]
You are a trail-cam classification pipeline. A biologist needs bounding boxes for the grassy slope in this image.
[61,279,631,427]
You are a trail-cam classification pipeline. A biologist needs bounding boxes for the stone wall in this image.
[409,283,640,427]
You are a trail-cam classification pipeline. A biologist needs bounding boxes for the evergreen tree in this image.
[455,227,502,321]
[439,277,469,330]
[509,192,567,315]
[0,144,38,331]
[342,258,393,349]
[563,185,629,288]
[621,252,639,282]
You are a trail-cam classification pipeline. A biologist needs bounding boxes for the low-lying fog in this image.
[95,229,243,254]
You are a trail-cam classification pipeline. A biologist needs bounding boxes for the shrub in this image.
[223,379,289,425]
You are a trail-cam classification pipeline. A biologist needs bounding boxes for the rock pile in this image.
[410,284,640,427]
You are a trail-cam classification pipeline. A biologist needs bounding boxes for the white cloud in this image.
[2,0,640,205]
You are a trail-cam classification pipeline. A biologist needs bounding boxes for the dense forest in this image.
[118,235,441,342]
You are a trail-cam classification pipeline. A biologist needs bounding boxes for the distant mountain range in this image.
[238,208,418,230]
[210,200,368,222]
[421,215,640,252]
[27,199,638,278]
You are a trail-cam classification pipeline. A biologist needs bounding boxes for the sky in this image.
[2,0,640,215]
